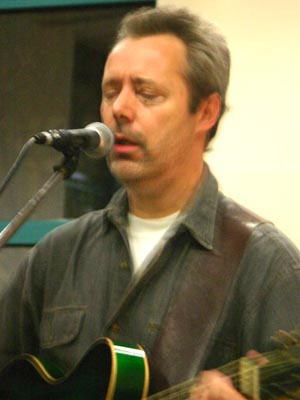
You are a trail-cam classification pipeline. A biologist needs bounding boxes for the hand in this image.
[189,351,269,399]
[189,370,247,400]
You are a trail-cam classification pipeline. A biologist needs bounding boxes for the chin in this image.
[108,159,144,184]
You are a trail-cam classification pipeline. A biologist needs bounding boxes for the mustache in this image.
[113,125,146,148]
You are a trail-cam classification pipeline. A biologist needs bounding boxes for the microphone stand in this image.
[0,152,79,250]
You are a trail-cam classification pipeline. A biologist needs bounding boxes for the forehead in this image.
[102,34,187,83]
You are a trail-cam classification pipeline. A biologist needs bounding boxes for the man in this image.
[0,6,299,399]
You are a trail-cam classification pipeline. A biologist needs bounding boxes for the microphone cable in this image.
[0,137,36,197]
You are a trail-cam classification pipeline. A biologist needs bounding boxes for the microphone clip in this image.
[34,129,83,157]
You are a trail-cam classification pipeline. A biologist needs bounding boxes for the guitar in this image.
[0,330,300,399]
[0,337,149,400]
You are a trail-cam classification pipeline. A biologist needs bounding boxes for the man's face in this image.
[100,34,202,186]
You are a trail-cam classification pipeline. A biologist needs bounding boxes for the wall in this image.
[0,3,151,274]
[0,3,147,222]
[158,0,300,248]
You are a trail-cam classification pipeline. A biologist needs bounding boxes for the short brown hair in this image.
[114,6,231,142]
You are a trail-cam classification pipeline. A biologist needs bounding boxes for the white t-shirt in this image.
[127,211,180,273]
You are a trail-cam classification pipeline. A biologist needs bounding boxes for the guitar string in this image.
[147,364,296,400]
[146,357,242,399]
[147,357,247,400]
[146,348,300,400]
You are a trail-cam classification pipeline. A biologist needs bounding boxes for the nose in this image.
[112,87,135,123]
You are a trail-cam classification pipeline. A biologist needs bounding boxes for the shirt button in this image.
[148,322,160,332]
[119,261,130,270]
[111,323,121,335]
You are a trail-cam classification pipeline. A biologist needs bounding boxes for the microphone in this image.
[33,122,114,159]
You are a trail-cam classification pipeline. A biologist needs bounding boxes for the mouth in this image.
[115,136,136,145]
[113,133,140,154]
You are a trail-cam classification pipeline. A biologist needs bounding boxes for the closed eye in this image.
[136,90,164,105]
[102,89,119,100]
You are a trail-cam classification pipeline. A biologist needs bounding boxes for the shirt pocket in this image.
[40,306,86,349]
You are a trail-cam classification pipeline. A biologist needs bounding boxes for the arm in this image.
[0,248,42,369]
[190,225,300,400]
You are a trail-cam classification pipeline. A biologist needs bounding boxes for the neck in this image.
[127,162,204,218]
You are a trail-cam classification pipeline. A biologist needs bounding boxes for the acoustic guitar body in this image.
[0,338,149,400]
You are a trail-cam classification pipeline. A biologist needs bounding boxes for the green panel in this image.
[0,0,151,10]
[0,220,70,246]
[113,342,148,399]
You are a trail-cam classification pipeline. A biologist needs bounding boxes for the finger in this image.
[246,350,268,366]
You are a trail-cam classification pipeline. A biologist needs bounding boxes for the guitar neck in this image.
[148,347,300,399]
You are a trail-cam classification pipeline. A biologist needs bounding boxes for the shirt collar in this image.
[104,163,219,250]
[180,163,219,250]
[105,186,129,227]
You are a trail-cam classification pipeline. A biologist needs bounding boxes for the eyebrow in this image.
[132,77,158,86]
[102,76,159,89]
[102,78,120,90]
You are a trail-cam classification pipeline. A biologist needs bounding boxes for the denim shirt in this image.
[0,165,300,390]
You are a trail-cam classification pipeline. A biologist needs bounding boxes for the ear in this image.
[196,92,222,133]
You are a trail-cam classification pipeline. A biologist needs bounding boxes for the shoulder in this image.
[236,221,300,351]
[22,210,107,274]
[245,221,300,274]
[37,209,107,246]
[18,210,110,289]
[36,187,128,246]
[217,193,300,275]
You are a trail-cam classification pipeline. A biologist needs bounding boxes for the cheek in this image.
[100,102,110,123]
[157,113,189,139]
[99,102,104,119]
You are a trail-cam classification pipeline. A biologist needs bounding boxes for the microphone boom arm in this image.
[0,153,79,250]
